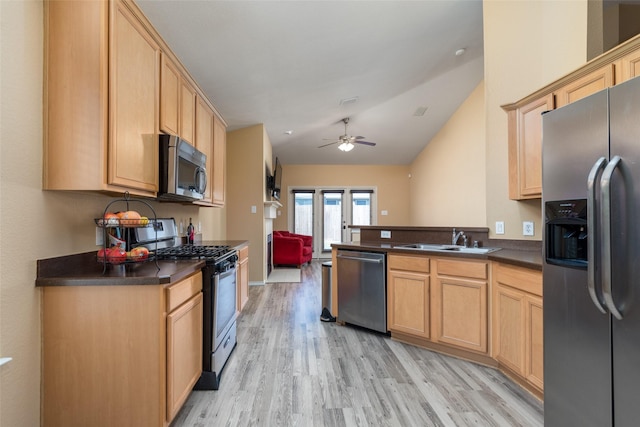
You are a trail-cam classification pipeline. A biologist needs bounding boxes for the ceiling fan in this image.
[318,118,376,152]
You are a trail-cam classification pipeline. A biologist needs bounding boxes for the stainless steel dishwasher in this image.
[336,249,387,333]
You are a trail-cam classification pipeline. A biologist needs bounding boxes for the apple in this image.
[129,246,149,261]
[107,246,127,264]
[97,248,108,261]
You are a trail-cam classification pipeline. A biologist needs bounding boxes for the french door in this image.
[291,188,375,258]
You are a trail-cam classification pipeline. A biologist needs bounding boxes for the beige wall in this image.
[0,2,225,425]
[226,124,272,283]
[409,81,486,227]
[484,0,589,240]
[273,164,411,231]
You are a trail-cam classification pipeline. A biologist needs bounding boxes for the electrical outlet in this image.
[381,230,391,239]
[96,227,104,246]
[251,205,257,214]
[523,221,534,236]
[495,221,505,235]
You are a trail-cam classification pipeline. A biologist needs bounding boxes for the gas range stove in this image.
[133,218,236,265]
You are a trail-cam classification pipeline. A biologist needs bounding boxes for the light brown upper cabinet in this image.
[506,94,554,200]
[180,79,197,144]
[194,97,226,207]
[195,97,214,205]
[502,34,640,202]
[617,48,640,82]
[211,115,227,206]
[555,64,614,108]
[160,53,197,144]
[44,0,159,197]
[109,0,160,193]
[160,53,181,136]
[45,0,226,204]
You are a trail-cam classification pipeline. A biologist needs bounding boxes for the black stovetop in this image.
[155,245,232,261]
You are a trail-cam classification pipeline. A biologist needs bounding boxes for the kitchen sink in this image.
[394,243,500,254]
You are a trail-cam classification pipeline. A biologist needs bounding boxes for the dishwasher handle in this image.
[336,254,384,264]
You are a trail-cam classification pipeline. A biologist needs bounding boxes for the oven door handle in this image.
[216,266,237,280]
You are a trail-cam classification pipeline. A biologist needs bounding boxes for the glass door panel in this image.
[351,192,371,226]
[293,192,313,236]
[322,192,343,252]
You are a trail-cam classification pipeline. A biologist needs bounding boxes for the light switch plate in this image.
[523,221,534,236]
[96,227,104,246]
[251,205,257,214]
[495,221,505,235]
[381,230,391,239]
[381,210,388,216]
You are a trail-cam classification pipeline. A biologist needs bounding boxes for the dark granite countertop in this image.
[36,240,249,287]
[331,241,542,271]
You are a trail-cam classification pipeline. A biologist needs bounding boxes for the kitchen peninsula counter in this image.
[331,241,542,270]
[345,225,542,270]
[36,240,248,287]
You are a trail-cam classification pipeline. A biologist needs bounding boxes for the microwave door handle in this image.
[601,155,624,320]
[587,157,608,314]
[196,167,207,194]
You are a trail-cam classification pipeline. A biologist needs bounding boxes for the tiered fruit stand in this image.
[95,193,159,272]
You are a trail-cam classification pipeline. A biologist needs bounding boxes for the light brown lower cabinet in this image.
[492,262,543,394]
[387,254,431,338]
[387,254,544,396]
[432,258,488,354]
[166,290,203,421]
[237,245,249,312]
[42,271,203,427]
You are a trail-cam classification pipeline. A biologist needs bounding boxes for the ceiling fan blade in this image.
[318,141,340,148]
[354,140,376,146]
[354,136,366,140]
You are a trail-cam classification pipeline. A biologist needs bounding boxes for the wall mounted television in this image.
[271,157,282,200]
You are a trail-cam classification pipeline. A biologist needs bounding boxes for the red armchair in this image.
[273,231,313,267]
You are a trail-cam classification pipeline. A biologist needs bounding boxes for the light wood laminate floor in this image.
[172,261,543,427]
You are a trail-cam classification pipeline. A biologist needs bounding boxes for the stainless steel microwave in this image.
[158,135,207,201]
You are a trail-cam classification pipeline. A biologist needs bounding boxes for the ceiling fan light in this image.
[339,141,354,152]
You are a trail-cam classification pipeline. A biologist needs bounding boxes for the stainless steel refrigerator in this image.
[542,75,640,426]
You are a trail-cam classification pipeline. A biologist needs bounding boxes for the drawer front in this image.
[436,258,487,280]
[495,263,542,296]
[167,271,203,312]
[388,254,430,273]
[238,245,249,260]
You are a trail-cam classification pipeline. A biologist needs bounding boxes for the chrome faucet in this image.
[452,228,466,246]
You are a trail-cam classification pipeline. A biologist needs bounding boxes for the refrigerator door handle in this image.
[587,156,608,314]
[601,155,624,320]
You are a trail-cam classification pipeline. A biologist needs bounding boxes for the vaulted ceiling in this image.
[137,0,484,165]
